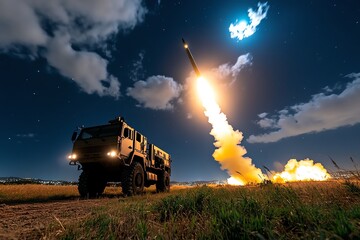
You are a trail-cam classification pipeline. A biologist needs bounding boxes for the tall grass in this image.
[61,182,360,239]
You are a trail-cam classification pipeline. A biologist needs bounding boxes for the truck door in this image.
[120,125,134,158]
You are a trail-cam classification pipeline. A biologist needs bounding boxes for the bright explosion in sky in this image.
[229,2,270,41]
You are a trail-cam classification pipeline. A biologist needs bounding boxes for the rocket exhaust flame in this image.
[196,76,264,185]
[183,39,330,185]
[272,159,331,183]
[182,39,264,184]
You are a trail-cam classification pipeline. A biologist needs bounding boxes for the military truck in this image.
[68,117,171,197]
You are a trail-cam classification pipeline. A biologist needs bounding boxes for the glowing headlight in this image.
[67,153,77,160]
[107,151,117,157]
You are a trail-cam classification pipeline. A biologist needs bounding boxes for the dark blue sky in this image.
[1,0,359,181]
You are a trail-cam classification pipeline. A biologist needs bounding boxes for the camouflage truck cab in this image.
[68,117,171,197]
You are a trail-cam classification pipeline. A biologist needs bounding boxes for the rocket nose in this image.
[182,38,188,49]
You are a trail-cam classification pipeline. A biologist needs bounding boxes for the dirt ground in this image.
[0,199,115,240]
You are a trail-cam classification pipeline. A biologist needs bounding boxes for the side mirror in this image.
[71,131,78,142]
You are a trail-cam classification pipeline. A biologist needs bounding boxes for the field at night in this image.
[1,180,360,239]
[1,0,360,239]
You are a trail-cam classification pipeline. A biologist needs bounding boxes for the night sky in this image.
[1,0,359,182]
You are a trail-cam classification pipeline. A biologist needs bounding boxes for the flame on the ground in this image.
[227,177,245,186]
[196,77,264,185]
[272,158,331,183]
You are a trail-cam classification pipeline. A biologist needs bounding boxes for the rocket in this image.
[182,38,201,77]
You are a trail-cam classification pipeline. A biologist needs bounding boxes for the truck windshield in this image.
[79,125,121,140]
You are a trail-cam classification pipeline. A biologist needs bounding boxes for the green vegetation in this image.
[61,181,360,239]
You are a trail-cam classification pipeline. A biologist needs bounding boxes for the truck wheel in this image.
[156,171,170,193]
[78,171,106,198]
[96,180,107,195]
[122,162,144,196]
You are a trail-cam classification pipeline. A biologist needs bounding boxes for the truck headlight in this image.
[107,151,117,157]
[68,153,77,160]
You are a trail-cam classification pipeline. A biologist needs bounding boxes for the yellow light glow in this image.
[227,177,245,186]
[196,77,232,137]
[184,44,188,49]
[195,76,264,184]
[107,151,117,157]
[67,153,77,160]
[272,159,330,183]
[194,73,330,185]
[196,77,215,104]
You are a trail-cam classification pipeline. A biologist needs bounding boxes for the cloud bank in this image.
[0,0,147,98]
[127,75,182,110]
[229,2,269,41]
[248,73,360,143]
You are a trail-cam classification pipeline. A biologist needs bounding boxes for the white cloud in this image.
[0,0,48,48]
[127,75,182,110]
[248,73,360,143]
[258,112,268,118]
[257,118,276,129]
[0,0,146,98]
[229,2,269,41]
[217,54,252,84]
[45,32,120,97]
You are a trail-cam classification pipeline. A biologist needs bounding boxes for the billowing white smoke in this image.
[229,2,269,41]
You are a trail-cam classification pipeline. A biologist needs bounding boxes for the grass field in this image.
[1,181,360,239]
[0,184,191,204]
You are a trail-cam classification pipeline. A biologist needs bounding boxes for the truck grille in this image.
[78,146,108,159]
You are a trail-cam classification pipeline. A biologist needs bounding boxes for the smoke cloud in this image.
[272,159,330,183]
[127,75,182,110]
[248,73,360,143]
[0,0,147,98]
[229,2,269,41]
[196,77,264,184]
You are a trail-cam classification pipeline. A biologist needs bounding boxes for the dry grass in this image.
[0,184,192,204]
[1,181,359,239]
[60,180,360,239]
[0,184,121,204]
[0,184,78,204]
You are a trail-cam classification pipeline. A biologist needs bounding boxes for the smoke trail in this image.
[196,77,264,185]
[195,77,330,185]
[229,2,269,41]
